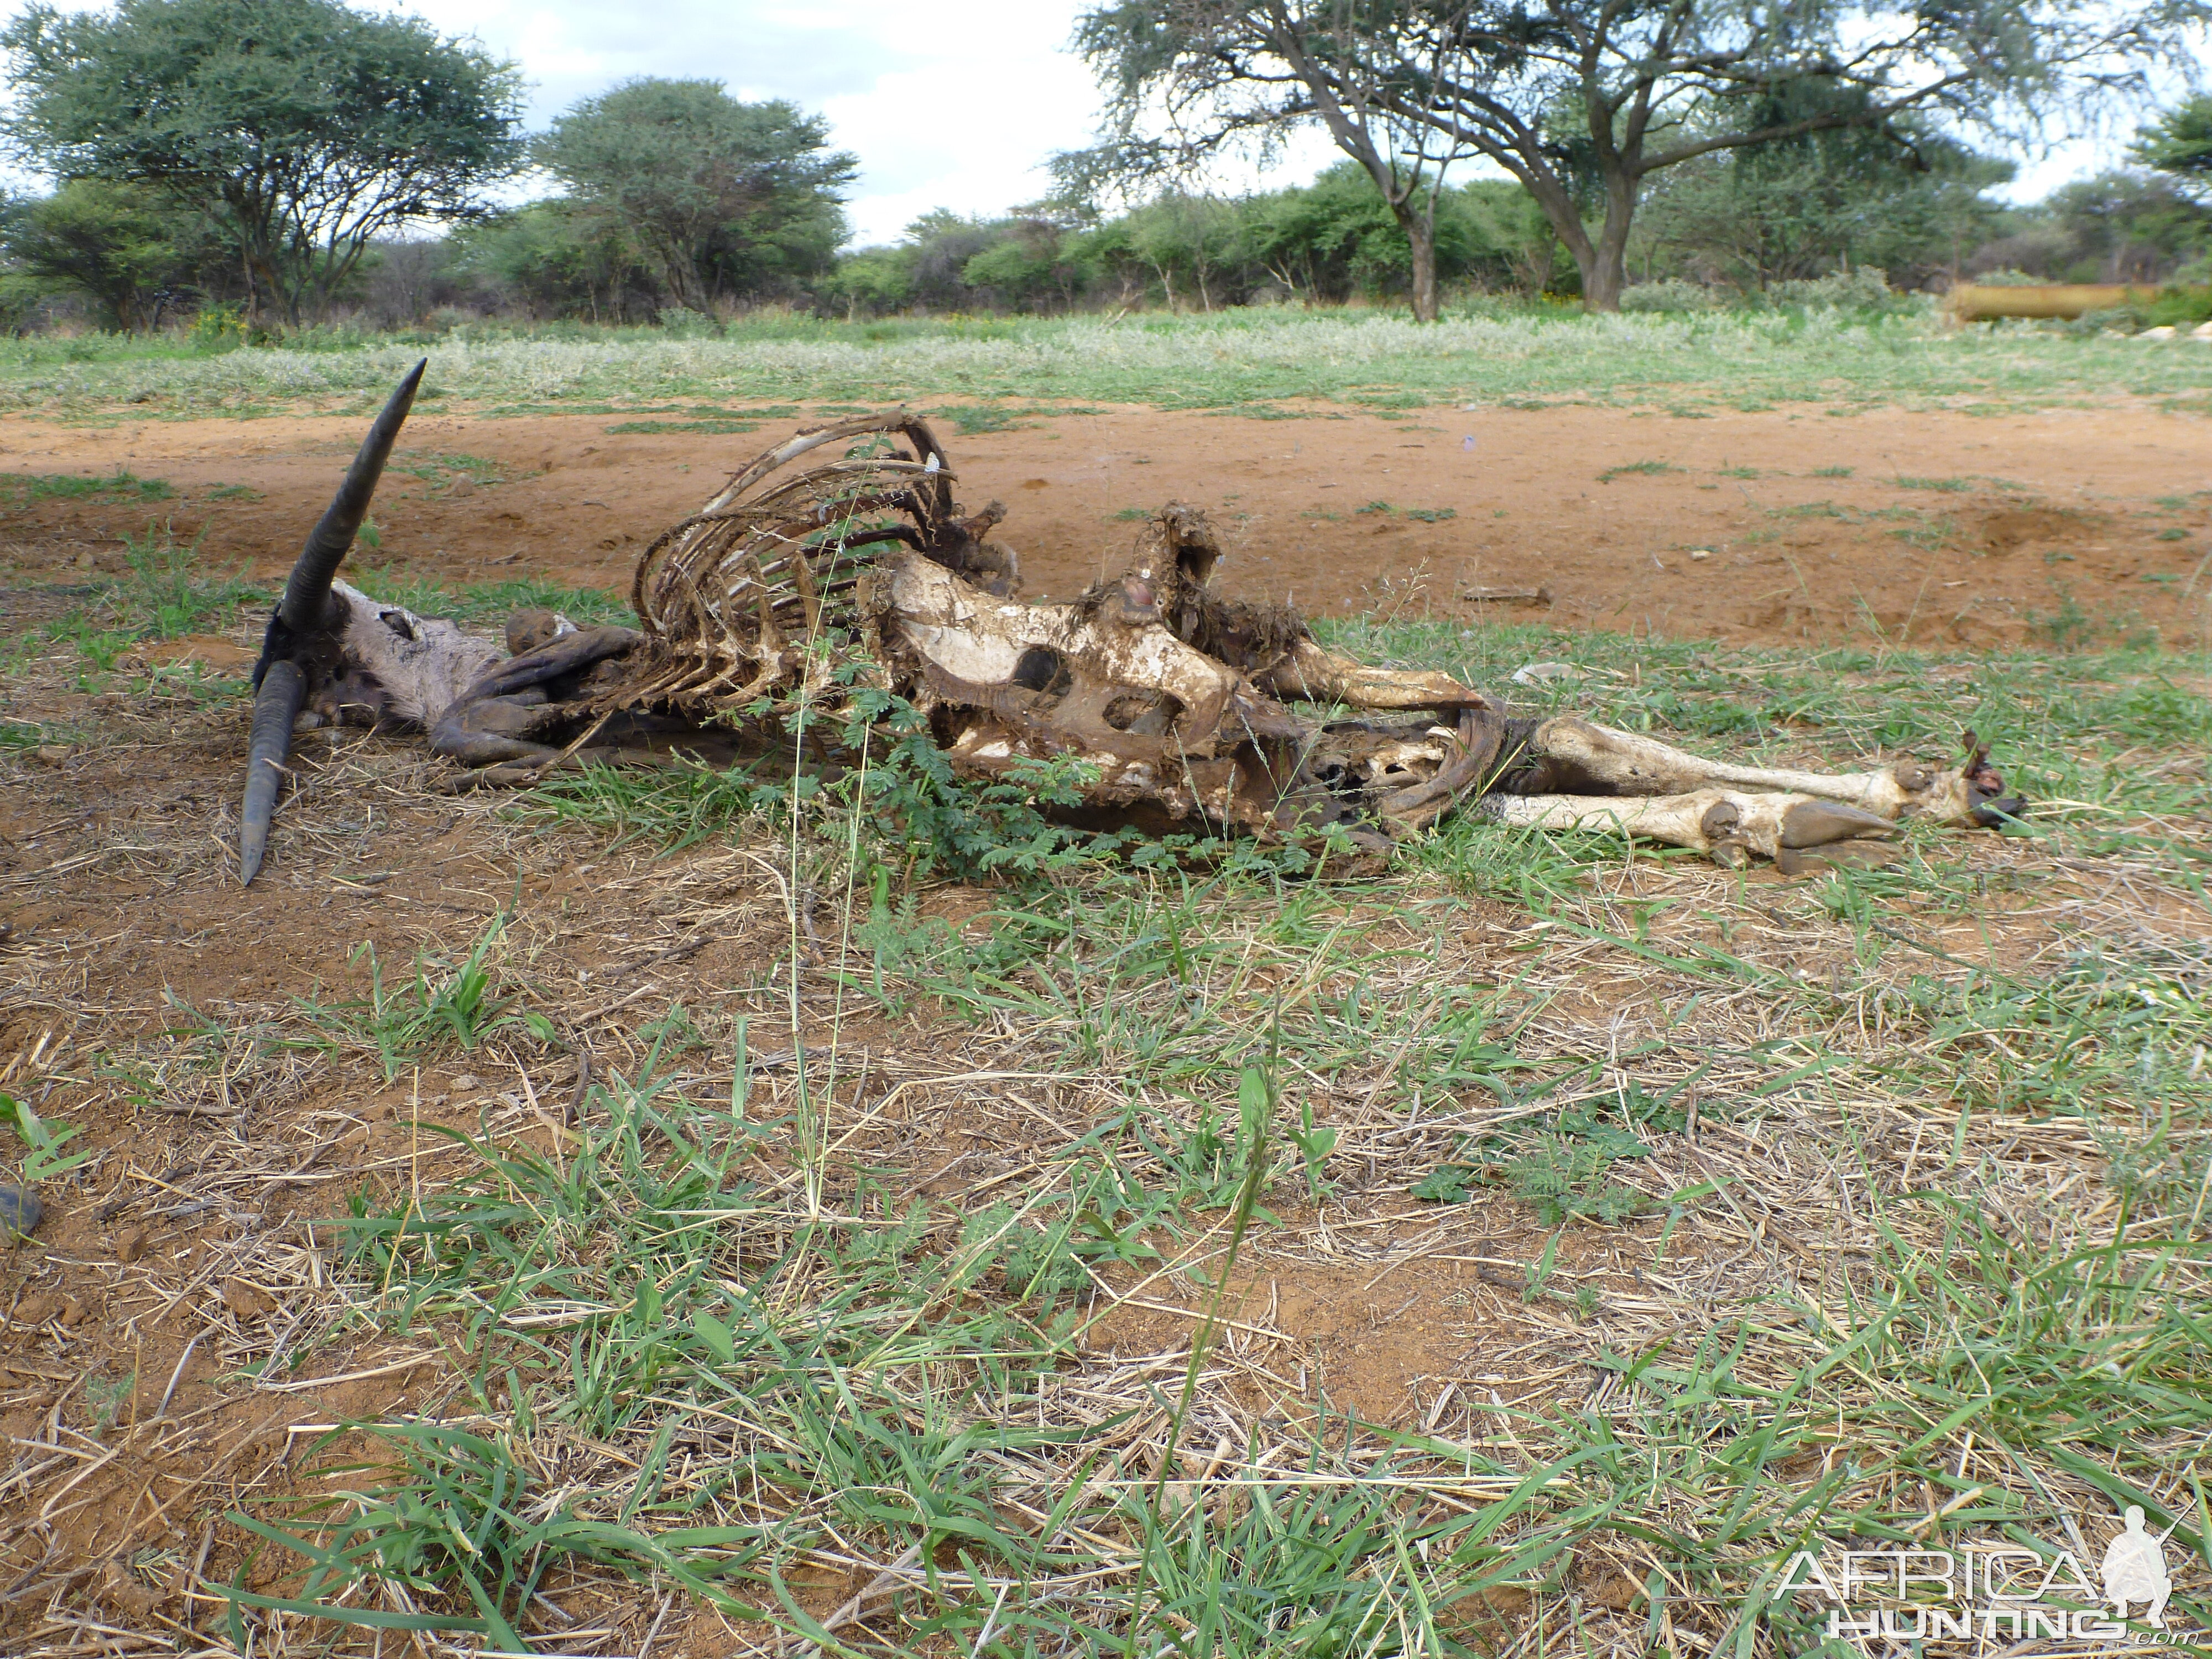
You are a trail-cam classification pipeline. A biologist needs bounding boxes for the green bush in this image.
[1619,279,1724,312]
[1764,269,1901,310]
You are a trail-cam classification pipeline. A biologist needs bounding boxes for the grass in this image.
[290,917,549,1082]
[0,467,173,503]
[346,571,635,630]
[4,306,2212,422]
[1598,460,1681,482]
[11,568,2212,1653]
[603,418,760,435]
[6,521,267,680]
[393,451,525,492]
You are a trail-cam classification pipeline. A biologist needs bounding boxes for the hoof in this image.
[0,1184,42,1240]
[1776,843,1902,878]
[1970,795,2028,830]
[1780,799,1895,848]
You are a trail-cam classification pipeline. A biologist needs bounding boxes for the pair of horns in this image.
[239,360,425,884]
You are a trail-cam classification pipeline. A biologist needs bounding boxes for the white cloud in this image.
[0,0,2163,237]
[364,0,1113,244]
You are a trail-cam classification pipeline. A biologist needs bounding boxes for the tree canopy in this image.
[0,178,208,331]
[533,81,857,315]
[1073,0,2212,311]
[1,0,524,325]
[1632,87,2012,289]
[2135,95,2212,190]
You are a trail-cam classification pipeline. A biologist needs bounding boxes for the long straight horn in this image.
[239,659,304,885]
[279,357,426,631]
[239,360,425,885]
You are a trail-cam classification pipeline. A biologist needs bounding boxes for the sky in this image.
[0,0,2146,242]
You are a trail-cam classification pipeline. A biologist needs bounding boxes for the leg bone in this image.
[1484,787,1895,865]
[1520,717,1990,825]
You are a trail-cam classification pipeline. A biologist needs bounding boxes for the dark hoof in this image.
[0,1184,42,1240]
[1776,843,1902,878]
[1970,795,2028,830]
[1779,800,1895,848]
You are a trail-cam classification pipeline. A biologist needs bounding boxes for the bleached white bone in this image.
[1526,718,1982,825]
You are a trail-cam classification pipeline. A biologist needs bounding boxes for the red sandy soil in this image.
[1,400,2206,648]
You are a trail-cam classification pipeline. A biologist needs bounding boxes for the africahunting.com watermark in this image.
[1771,1503,2190,1642]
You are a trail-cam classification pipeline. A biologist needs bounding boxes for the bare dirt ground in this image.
[3,401,2207,648]
[0,403,2206,1655]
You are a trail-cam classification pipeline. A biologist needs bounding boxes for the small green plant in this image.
[1,1092,93,1182]
[297,917,546,1081]
[1356,499,1394,514]
[1504,1134,1655,1224]
[2033,590,2098,650]
[936,404,1024,435]
[1812,465,1854,477]
[604,419,760,435]
[1286,1093,1338,1200]
[86,1370,135,1437]
[1411,1089,1678,1224]
[1597,460,1679,482]
[395,452,517,492]
[822,686,1113,884]
[1895,474,1972,492]
[1402,506,1457,522]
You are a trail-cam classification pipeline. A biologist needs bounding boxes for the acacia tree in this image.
[2135,96,2212,193]
[0,178,201,330]
[2,0,523,326]
[534,81,855,315]
[1074,2,1479,319]
[1631,85,2012,288]
[1074,0,2211,312]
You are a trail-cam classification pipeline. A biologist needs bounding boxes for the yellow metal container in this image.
[1949,283,2164,321]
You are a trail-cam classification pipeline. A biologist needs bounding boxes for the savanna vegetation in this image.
[4,0,2212,337]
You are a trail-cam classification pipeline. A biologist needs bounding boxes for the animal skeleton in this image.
[238,366,2022,883]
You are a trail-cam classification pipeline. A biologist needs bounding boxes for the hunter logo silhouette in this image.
[2101,1505,2177,1628]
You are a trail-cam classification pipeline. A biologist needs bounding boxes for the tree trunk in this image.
[1580,173,1637,312]
[1578,238,1628,311]
[1404,211,1439,323]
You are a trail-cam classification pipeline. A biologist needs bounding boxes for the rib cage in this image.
[606,410,958,716]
